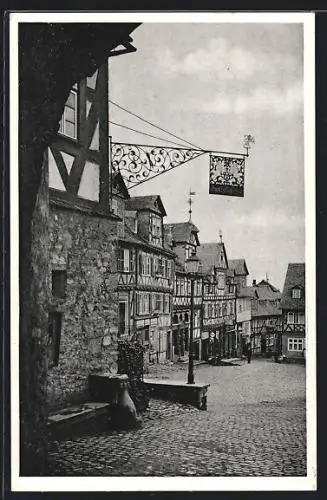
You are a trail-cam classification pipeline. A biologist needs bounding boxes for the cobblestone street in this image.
[48,358,306,476]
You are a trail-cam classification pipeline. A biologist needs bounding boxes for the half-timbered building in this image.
[117,196,176,364]
[250,280,282,355]
[197,242,237,360]
[235,286,253,356]
[279,263,305,362]
[164,222,202,360]
[228,259,249,292]
[46,53,137,408]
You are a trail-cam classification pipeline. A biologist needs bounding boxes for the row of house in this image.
[45,62,306,411]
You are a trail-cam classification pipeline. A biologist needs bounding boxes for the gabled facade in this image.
[228,259,249,291]
[279,263,305,361]
[250,279,282,355]
[235,286,253,356]
[118,196,176,363]
[164,222,201,360]
[197,243,237,360]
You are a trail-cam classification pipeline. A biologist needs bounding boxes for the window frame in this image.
[149,213,163,247]
[51,270,67,299]
[288,337,304,351]
[59,88,78,140]
[292,287,302,299]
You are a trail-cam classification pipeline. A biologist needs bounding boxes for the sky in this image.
[109,22,305,290]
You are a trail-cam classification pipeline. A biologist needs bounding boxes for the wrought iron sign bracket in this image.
[111,134,255,197]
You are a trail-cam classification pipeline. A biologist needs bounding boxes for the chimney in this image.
[252,279,256,286]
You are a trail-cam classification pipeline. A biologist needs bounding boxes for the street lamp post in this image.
[185,251,201,385]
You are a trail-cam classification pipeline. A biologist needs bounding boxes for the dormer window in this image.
[292,287,302,299]
[149,213,162,246]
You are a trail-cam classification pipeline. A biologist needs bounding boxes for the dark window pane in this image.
[52,270,67,298]
[48,312,62,367]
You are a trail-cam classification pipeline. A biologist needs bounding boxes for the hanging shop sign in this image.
[209,154,245,197]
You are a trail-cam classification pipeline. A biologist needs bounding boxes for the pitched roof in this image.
[196,242,228,273]
[257,279,280,293]
[112,172,130,200]
[228,259,249,276]
[125,195,166,216]
[119,224,175,257]
[251,303,282,318]
[163,222,200,245]
[237,286,256,298]
[280,263,305,311]
[255,282,281,301]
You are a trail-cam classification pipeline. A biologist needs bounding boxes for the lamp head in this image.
[185,251,200,275]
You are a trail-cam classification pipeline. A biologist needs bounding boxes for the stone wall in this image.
[47,204,119,410]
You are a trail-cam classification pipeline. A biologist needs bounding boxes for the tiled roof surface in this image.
[119,224,175,257]
[125,195,166,216]
[252,303,282,318]
[255,283,281,301]
[237,286,256,298]
[197,243,227,273]
[164,222,199,244]
[280,263,305,311]
[228,259,249,276]
[257,279,279,293]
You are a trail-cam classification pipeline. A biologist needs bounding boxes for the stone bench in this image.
[143,378,210,410]
[47,401,111,439]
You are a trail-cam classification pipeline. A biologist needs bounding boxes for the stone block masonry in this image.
[47,204,120,410]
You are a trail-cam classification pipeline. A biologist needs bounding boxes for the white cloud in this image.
[235,209,304,229]
[158,36,300,83]
[182,82,303,116]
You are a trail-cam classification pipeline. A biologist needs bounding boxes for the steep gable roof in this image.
[197,242,228,273]
[125,195,166,216]
[164,222,200,246]
[257,279,280,293]
[280,263,305,311]
[228,259,249,276]
[112,171,130,200]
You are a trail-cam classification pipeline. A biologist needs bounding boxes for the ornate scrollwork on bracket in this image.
[111,143,205,189]
[209,155,245,197]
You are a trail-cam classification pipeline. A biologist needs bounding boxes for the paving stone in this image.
[48,358,306,476]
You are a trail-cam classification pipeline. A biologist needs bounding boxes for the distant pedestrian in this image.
[246,342,252,364]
